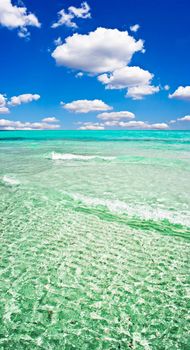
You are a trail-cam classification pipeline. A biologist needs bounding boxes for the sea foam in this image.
[51,152,115,161]
[1,175,20,186]
[68,192,190,227]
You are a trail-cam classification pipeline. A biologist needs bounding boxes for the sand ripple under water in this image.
[0,130,189,350]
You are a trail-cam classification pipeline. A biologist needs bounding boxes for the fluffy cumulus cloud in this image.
[0,93,9,113]
[52,2,91,29]
[97,111,135,120]
[0,0,41,38]
[98,66,152,90]
[0,94,8,113]
[169,86,190,100]
[9,94,40,106]
[52,28,160,99]
[0,94,7,106]
[61,99,112,113]
[130,24,140,32]
[0,92,40,113]
[98,66,159,99]
[0,106,9,114]
[42,117,59,123]
[177,115,190,122]
[0,118,60,130]
[52,27,144,74]
[127,84,160,99]
[78,122,105,130]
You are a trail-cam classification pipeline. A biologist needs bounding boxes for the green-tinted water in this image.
[0,130,189,349]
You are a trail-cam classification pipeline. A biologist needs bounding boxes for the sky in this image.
[0,0,190,130]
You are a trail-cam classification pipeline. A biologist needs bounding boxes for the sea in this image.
[0,130,189,349]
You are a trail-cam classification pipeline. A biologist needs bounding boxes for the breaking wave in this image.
[50,152,115,161]
[66,192,190,227]
[1,175,20,186]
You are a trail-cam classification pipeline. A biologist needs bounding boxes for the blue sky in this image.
[0,0,190,130]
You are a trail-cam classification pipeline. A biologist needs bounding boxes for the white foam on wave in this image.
[68,192,190,227]
[1,175,20,186]
[51,152,115,161]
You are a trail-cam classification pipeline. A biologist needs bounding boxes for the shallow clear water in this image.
[0,130,190,349]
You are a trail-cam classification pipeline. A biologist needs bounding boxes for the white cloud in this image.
[127,84,160,99]
[97,111,135,120]
[164,84,170,91]
[0,118,60,130]
[51,27,159,100]
[62,99,112,113]
[69,2,91,18]
[0,107,9,114]
[103,120,121,127]
[0,94,7,107]
[151,123,169,130]
[0,94,9,113]
[9,93,40,106]
[103,120,144,128]
[103,120,169,129]
[130,24,140,32]
[42,117,59,123]
[52,2,91,29]
[177,115,190,122]
[52,27,144,74]
[54,37,62,46]
[0,92,40,113]
[75,72,84,78]
[52,9,77,29]
[98,66,160,99]
[98,66,153,90]
[78,122,105,130]
[78,120,169,130]
[51,27,160,100]
[0,0,41,38]
[169,86,190,100]
[18,26,30,39]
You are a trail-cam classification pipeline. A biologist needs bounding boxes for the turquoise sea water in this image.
[0,130,190,349]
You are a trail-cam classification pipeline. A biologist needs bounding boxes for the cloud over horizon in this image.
[0,118,60,130]
[78,120,169,130]
[97,111,135,120]
[78,122,105,130]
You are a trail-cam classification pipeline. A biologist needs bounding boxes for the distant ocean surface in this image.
[0,130,189,349]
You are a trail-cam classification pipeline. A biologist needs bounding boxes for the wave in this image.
[50,152,115,161]
[1,175,20,186]
[66,192,190,227]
